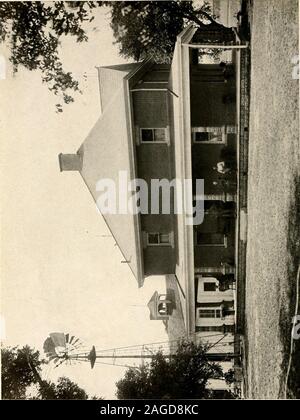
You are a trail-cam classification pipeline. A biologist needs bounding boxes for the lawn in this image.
[245,0,299,399]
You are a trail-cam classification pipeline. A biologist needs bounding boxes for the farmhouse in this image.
[59,23,249,366]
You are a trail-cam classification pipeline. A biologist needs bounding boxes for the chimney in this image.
[58,153,82,172]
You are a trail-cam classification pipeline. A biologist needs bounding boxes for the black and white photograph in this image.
[1,0,299,401]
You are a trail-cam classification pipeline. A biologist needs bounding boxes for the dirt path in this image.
[245,0,299,399]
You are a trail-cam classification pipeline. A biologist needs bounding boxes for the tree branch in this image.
[194,8,228,28]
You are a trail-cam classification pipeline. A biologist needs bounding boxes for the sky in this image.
[0,6,167,399]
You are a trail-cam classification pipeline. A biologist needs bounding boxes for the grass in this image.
[245,0,299,399]
[281,176,300,398]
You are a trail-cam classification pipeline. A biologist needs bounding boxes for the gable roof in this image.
[97,63,139,113]
[147,291,160,320]
[77,62,151,287]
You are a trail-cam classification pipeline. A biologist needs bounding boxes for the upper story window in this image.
[141,128,167,143]
[136,126,170,145]
[147,232,171,246]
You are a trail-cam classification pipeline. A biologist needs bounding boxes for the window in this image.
[192,127,226,144]
[198,309,221,318]
[147,233,171,246]
[141,128,166,143]
[194,132,223,143]
[196,232,227,246]
[204,282,217,292]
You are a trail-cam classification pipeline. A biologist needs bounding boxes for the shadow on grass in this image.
[279,175,300,398]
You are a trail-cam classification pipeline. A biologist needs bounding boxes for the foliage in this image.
[1,345,101,400]
[116,340,223,399]
[1,345,44,399]
[0,1,100,111]
[41,376,89,400]
[224,368,236,385]
[0,1,226,109]
[104,1,223,63]
[0,0,226,108]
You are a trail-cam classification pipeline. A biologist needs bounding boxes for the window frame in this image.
[138,127,170,145]
[192,126,226,144]
[135,125,170,146]
[147,232,171,247]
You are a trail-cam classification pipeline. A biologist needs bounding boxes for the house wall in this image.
[130,64,237,277]
[143,246,175,276]
[194,216,235,267]
[133,90,169,127]
[190,73,236,127]
[132,87,177,276]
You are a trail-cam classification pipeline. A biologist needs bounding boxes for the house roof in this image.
[66,26,196,296]
[77,62,150,287]
[97,63,139,113]
[147,291,160,320]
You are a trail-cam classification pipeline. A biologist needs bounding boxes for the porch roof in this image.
[168,24,196,335]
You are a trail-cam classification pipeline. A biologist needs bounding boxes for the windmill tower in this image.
[43,332,240,371]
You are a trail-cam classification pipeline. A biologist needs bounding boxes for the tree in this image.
[1,345,101,400]
[104,1,227,63]
[0,1,100,111]
[2,345,44,399]
[116,340,224,399]
[0,1,228,109]
[41,376,89,400]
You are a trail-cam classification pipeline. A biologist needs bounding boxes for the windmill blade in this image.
[43,337,56,355]
[69,335,75,345]
[44,332,86,366]
[73,338,80,346]
[73,342,83,350]
[50,332,67,348]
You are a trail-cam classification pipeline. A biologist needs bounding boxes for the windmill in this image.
[43,332,241,371]
[43,332,91,368]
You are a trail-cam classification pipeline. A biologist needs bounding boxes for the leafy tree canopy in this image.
[2,345,44,399]
[1,345,101,399]
[0,1,100,111]
[0,1,225,110]
[116,340,224,399]
[105,1,223,63]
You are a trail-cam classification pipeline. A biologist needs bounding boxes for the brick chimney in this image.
[58,153,82,172]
